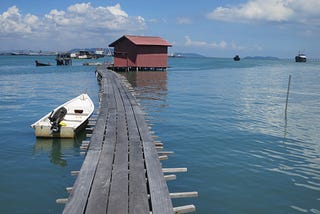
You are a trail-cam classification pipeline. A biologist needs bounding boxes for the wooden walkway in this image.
[60,66,197,214]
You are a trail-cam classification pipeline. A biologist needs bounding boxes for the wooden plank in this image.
[164,174,176,181]
[56,198,68,204]
[116,76,150,214]
[169,192,198,198]
[64,68,112,214]
[86,71,118,213]
[106,77,129,214]
[85,111,117,213]
[63,92,108,213]
[62,150,101,214]
[123,73,173,214]
[162,168,187,173]
[173,205,196,214]
[88,94,108,151]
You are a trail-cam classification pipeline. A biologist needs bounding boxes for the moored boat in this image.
[35,60,51,66]
[233,55,240,61]
[295,51,307,62]
[31,93,94,138]
[83,62,103,66]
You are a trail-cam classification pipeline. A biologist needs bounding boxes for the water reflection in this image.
[120,71,168,111]
[121,71,167,89]
[33,132,86,167]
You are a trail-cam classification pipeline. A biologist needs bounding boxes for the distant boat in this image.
[233,55,240,61]
[83,62,103,66]
[295,51,307,62]
[31,93,94,138]
[168,53,184,58]
[78,51,92,59]
[35,60,51,66]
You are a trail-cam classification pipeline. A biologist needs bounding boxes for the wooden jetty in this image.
[59,65,197,214]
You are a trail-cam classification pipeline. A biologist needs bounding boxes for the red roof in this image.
[109,35,172,47]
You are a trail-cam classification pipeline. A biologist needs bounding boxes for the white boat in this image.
[31,93,94,138]
[295,51,307,62]
[83,62,103,66]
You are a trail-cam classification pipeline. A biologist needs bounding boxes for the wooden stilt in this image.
[70,170,80,176]
[164,174,176,181]
[170,192,198,198]
[56,198,68,204]
[162,168,187,173]
[173,205,196,214]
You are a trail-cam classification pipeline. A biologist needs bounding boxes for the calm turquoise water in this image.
[1,56,320,213]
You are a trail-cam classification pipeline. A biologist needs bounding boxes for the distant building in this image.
[109,35,172,71]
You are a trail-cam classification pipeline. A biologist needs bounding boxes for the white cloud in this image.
[184,36,263,52]
[107,3,128,17]
[0,6,33,34]
[185,36,207,47]
[207,0,293,22]
[148,18,159,24]
[177,17,192,24]
[68,2,92,15]
[0,3,146,49]
[24,14,39,26]
[207,0,320,24]
[210,41,227,49]
[185,36,228,49]
[43,3,138,31]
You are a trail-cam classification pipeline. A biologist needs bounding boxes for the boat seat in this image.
[62,118,84,122]
[66,113,89,116]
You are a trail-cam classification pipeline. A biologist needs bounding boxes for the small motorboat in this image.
[295,51,307,62]
[35,60,51,66]
[233,55,240,61]
[31,93,94,138]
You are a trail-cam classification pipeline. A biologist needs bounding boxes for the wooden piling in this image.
[285,75,291,121]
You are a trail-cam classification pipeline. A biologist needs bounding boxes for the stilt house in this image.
[109,35,172,71]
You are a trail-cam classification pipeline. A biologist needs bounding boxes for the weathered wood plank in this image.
[124,74,173,214]
[106,77,129,214]
[173,205,196,214]
[85,111,117,214]
[86,70,119,214]
[116,76,150,214]
[62,150,101,214]
[88,94,107,151]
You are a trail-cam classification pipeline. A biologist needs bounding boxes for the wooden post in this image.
[285,75,291,121]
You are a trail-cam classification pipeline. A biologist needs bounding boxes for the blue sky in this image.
[1,0,320,58]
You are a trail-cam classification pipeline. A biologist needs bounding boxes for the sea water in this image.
[0,55,319,213]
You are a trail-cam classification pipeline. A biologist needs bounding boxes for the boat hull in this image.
[35,60,51,66]
[233,55,240,61]
[34,125,76,138]
[295,56,307,62]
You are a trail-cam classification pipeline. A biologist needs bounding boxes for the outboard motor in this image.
[48,107,67,133]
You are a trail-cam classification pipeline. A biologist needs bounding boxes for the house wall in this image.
[113,39,133,67]
[135,46,168,67]
[113,39,168,68]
